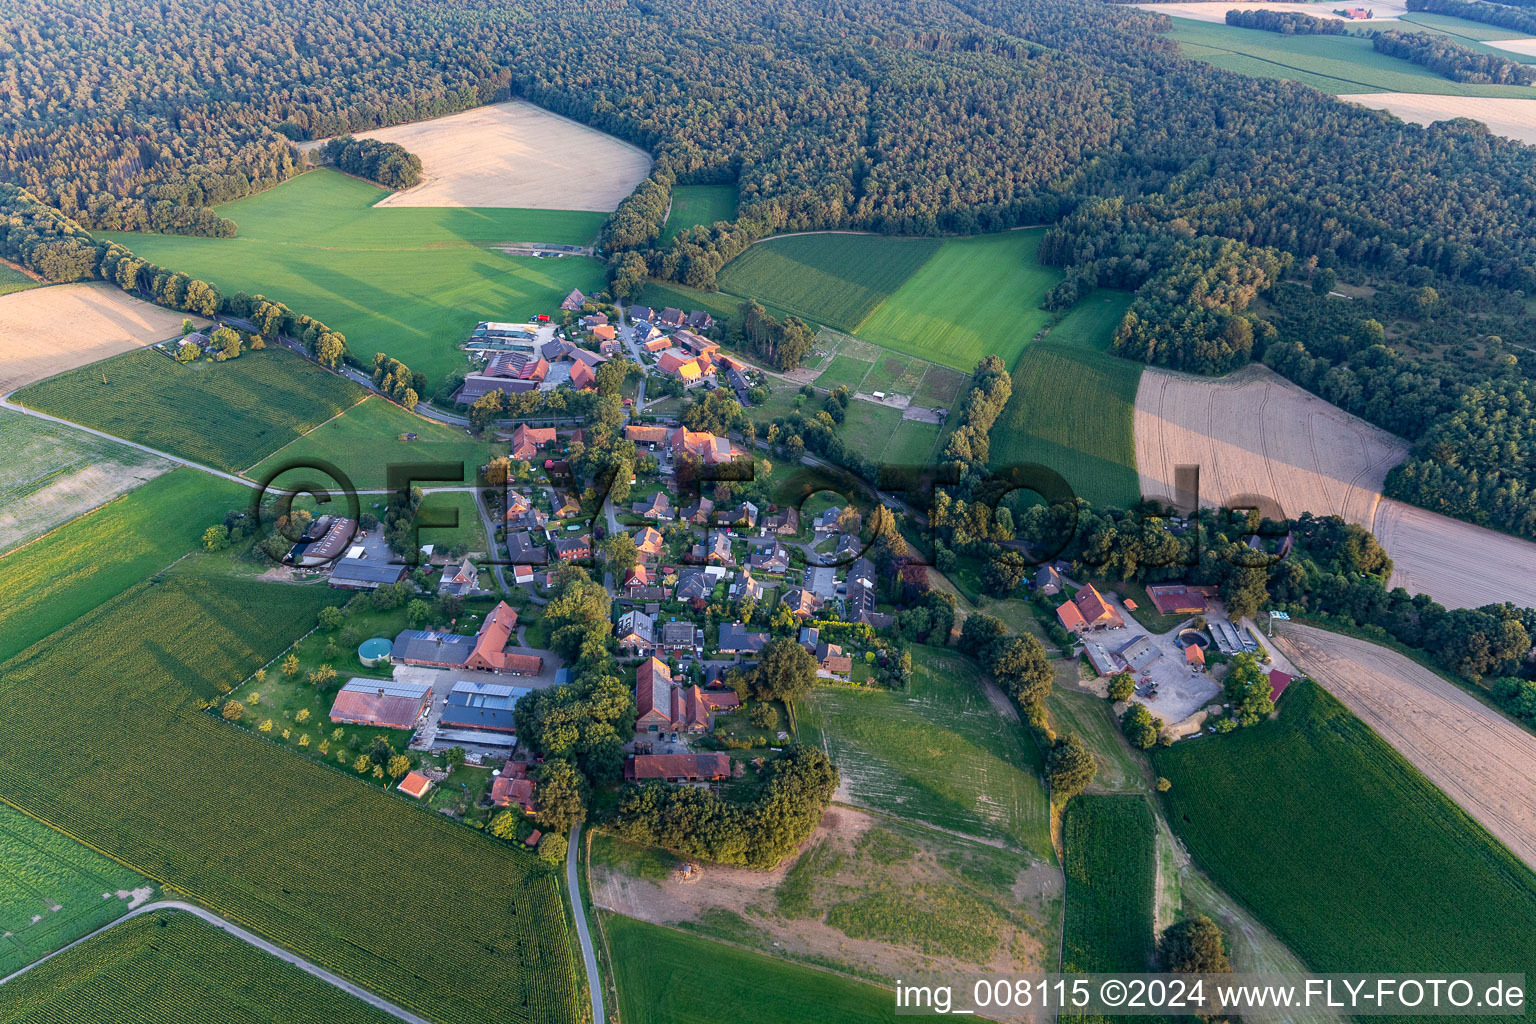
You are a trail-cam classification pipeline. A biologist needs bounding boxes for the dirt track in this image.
[0,283,204,393]
[1135,364,1536,609]
[1342,94,1536,146]
[312,100,652,211]
[1275,623,1536,872]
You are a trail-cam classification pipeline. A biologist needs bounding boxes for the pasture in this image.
[715,233,942,333]
[797,646,1051,857]
[0,263,38,297]
[1152,681,1536,976]
[100,169,609,381]
[0,910,395,1024]
[0,282,207,394]
[319,99,651,211]
[0,577,579,1024]
[0,469,250,663]
[13,346,365,474]
[1061,795,1157,973]
[661,185,739,242]
[990,295,1141,510]
[249,396,495,490]
[604,913,895,1024]
[857,229,1058,372]
[0,804,149,975]
[1170,17,1536,96]
[0,408,170,553]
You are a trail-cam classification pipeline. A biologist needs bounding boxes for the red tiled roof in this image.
[1073,583,1122,627]
[636,657,673,728]
[625,752,730,781]
[398,771,433,799]
[465,602,542,674]
[329,687,429,730]
[625,425,669,445]
[569,360,596,390]
[1056,600,1088,632]
[491,774,537,811]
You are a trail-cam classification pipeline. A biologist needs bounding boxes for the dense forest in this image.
[1372,29,1536,84]
[318,137,424,190]
[1224,9,1348,34]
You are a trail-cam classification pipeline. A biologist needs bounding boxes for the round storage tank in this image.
[358,637,393,667]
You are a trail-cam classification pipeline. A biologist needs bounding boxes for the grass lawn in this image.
[1152,681,1536,975]
[838,400,905,463]
[661,185,739,243]
[880,416,942,467]
[798,646,1052,857]
[1170,17,1536,95]
[0,577,577,1024]
[250,395,494,490]
[814,354,874,391]
[604,913,895,1024]
[0,263,39,296]
[857,229,1058,372]
[716,233,942,333]
[860,354,910,395]
[13,347,365,474]
[1047,687,1144,794]
[100,169,609,383]
[0,468,251,662]
[989,291,1140,510]
[0,804,151,975]
[0,909,395,1024]
[1061,795,1157,973]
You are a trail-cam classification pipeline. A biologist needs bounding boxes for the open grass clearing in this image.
[0,576,578,1024]
[0,909,395,1024]
[797,646,1051,857]
[0,408,171,554]
[661,185,739,242]
[13,346,366,474]
[0,803,151,976]
[1047,687,1145,794]
[1152,680,1536,976]
[101,169,608,382]
[814,354,874,392]
[856,229,1058,372]
[0,468,251,663]
[0,282,208,394]
[716,233,942,333]
[1061,795,1157,973]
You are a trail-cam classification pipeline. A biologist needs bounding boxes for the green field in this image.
[660,185,739,243]
[1061,795,1157,973]
[798,646,1051,857]
[100,169,609,382]
[0,804,150,975]
[1152,681,1536,976]
[858,229,1058,372]
[0,469,251,662]
[605,914,896,1024]
[0,263,39,296]
[880,416,943,466]
[0,577,578,1024]
[814,354,875,391]
[1047,686,1144,794]
[1171,17,1536,96]
[0,910,396,1024]
[1398,11,1536,49]
[13,347,365,474]
[716,233,942,333]
[250,395,494,489]
[988,291,1140,509]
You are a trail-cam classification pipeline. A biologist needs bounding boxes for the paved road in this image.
[567,824,606,1024]
[0,900,434,1024]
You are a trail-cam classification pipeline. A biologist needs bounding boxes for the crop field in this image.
[1061,796,1157,972]
[0,469,251,663]
[0,263,38,297]
[0,804,149,975]
[0,910,396,1024]
[990,322,1142,509]
[1398,11,1536,46]
[661,185,739,242]
[1342,93,1536,145]
[0,281,209,394]
[249,396,495,490]
[716,233,943,333]
[0,408,171,554]
[798,646,1051,857]
[13,347,365,474]
[100,170,609,381]
[604,913,895,1024]
[0,577,579,1024]
[857,229,1059,372]
[1152,682,1536,976]
[1169,18,1536,96]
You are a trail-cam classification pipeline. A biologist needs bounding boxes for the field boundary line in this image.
[237,395,370,475]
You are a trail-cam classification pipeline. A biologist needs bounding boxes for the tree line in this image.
[1224,9,1348,33]
[1372,29,1536,85]
[1405,0,1536,34]
[318,138,425,190]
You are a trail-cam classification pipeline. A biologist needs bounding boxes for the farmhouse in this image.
[463,602,542,675]
[560,288,587,311]
[1144,583,1219,617]
[440,680,529,733]
[511,424,557,461]
[490,761,537,813]
[656,351,706,386]
[329,557,409,591]
[284,515,358,567]
[624,424,670,448]
[625,752,731,783]
[329,678,434,730]
[635,657,675,733]
[1056,583,1125,633]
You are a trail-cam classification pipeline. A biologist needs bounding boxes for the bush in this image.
[537,832,568,865]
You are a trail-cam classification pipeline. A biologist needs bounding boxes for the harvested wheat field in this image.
[1275,623,1536,872]
[1488,38,1536,57]
[0,283,206,394]
[1135,0,1406,22]
[1343,94,1536,146]
[317,100,652,211]
[1371,498,1536,609]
